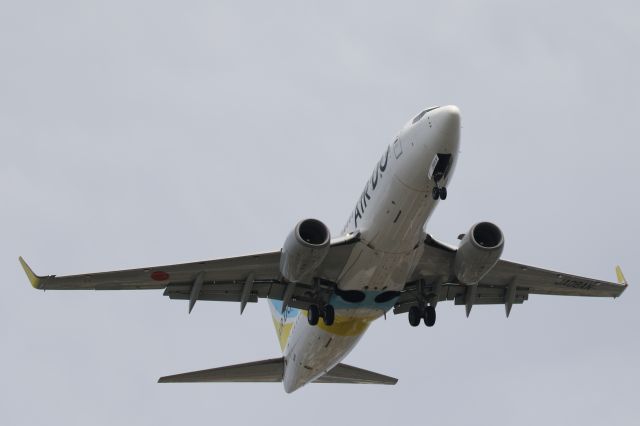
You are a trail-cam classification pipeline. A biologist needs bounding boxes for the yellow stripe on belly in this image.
[317,315,373,337]
[272,318,295,351]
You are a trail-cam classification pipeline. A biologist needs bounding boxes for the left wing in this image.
[19,235,359,312]
[395,235,628,316]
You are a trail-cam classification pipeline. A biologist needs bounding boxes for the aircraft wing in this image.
[19,235,360,313]
[395,235,628,316]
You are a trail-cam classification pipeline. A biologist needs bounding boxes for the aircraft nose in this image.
[433,105,460,136]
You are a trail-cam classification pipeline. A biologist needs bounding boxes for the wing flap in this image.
[158,358,284,383]
[314,363,398,385]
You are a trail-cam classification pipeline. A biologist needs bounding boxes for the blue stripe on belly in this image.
[270,291,398,313]
[270,299,300,318]
[329,290,399,311]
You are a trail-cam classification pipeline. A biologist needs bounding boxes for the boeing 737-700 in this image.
[20,105,628,393]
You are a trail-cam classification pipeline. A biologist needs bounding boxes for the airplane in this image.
[19,105,628,393]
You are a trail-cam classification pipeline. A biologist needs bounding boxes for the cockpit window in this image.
[412,106,439,124]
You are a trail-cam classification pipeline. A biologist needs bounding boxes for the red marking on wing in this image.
[150,271,170,281]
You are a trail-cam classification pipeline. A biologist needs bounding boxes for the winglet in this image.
[19,257,43,289]
[615,265,628,286]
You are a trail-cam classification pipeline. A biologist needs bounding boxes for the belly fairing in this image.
[283,311,374,393]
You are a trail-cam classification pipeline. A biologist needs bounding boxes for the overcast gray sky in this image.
[1,1,639,425]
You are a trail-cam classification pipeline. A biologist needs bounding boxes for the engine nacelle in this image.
[454,222,504,285]
[279,218,331,283]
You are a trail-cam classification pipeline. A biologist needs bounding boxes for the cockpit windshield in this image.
[412,106,440,124]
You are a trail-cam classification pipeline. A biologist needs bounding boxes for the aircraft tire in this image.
[439,187,447,200]
[408,306,421,327]
[432,187,440,200]
[424,306,436,327]
[308,305,320,326]
[322,304,335,326]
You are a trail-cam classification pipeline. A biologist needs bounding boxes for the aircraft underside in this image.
[20,105,628,393]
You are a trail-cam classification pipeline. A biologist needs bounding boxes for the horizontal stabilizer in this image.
[315,363,398,385]
[158,358,397,386]
[158,358,284,383]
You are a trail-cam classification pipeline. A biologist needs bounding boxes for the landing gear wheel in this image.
[307,304,320,326]
[424,306,436,327]
[408,306,421,327]
[322,304,335,326]
[432,187,440,200]
[439,187,447,200]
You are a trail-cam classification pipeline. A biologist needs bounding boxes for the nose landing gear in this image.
[432,186,447,200]
[429,153,452,200]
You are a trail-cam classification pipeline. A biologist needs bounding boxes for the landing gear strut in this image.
[307,304,335,326]
[408,305,437,327]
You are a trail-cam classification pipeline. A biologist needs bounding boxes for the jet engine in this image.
[279,218,331,283]
[454,222,504,284]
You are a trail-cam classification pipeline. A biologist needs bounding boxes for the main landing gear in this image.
[307,304,335,326]
[408,305,436,327]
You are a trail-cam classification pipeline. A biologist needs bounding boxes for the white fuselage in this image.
[274,105,461,392]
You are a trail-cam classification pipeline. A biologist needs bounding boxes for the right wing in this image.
[395,234,627,316]
[480,260,628,298]
[19,234,360,312]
